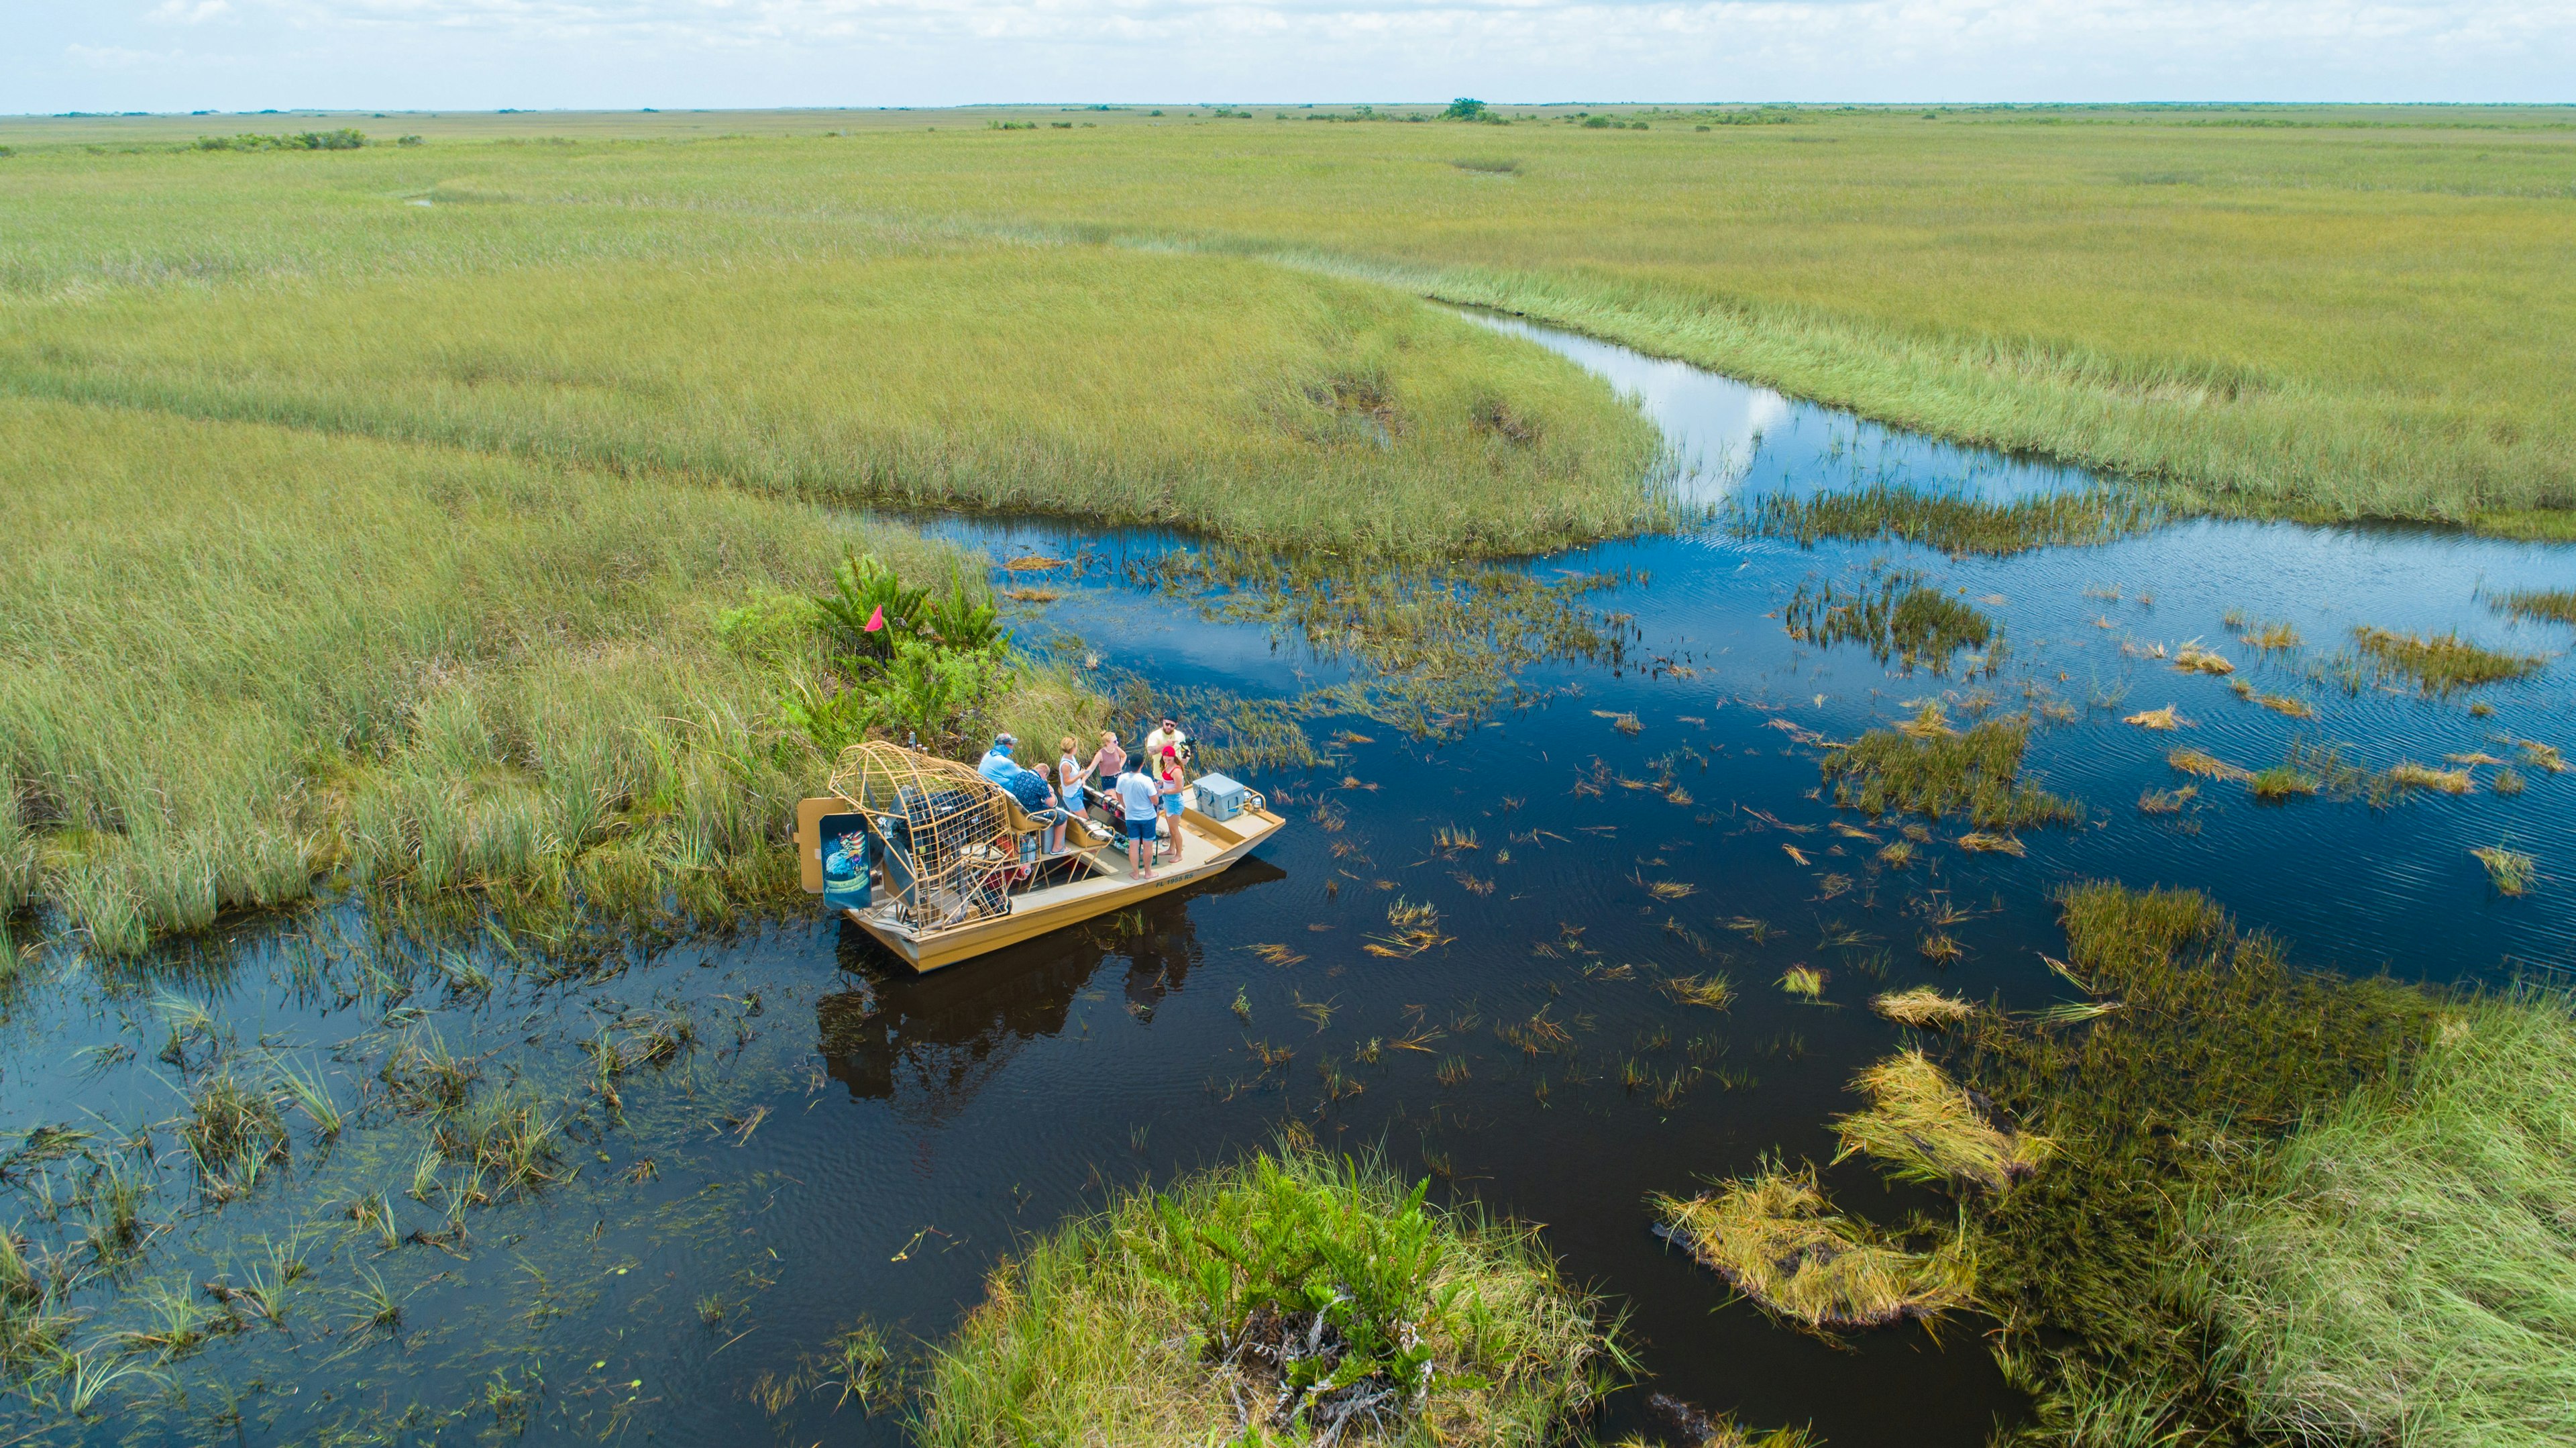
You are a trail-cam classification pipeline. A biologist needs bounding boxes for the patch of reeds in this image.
[1782,569,1993,673]
[918,1147,1623,1446]
[2247,764,2320,800]
[1831,1048,2050,1192]
[2171,641,2235,676]
[2469,845,2536,895]
[2166,747,2251,782]
[181,1074,289,1195]
[2385,761,2475,795]
[1741,484,2154,557]
[1649,1164,1973,1331]
[2491,588,2573,625]
[2347,626,2542,694]
[1872,987,1975,1028]
[2121,705,2182,731]
[1944,882,2446,1446]
[1776,966,1827,1001]
[1820,717,2081,832]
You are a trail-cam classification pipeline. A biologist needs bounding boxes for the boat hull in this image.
[847,806,1285,971]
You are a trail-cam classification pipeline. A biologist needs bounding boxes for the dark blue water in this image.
[5,320,2568,1445]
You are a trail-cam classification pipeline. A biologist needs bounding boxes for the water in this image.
[5,321,2570,1445]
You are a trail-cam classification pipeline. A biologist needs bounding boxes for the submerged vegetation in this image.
[1821,717,2082,832]
[1950,884,2451,1447]
[920,1148,1621,1445]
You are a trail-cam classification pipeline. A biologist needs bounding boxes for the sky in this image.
[12,0,2574,113]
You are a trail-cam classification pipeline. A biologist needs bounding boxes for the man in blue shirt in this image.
[977,733,1020,784]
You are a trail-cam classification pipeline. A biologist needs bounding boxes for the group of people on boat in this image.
[976,716,1193,880]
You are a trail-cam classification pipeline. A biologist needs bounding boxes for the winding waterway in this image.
[3,319,2568,1445]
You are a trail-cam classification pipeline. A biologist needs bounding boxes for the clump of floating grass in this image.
[1821,716,2081,832]
[1831,1049,2051,1193]
[2385,762,2475,796]
[2234,619,2302,651]
[1918,932,1965,965]
[2493,768,2526,796]
[1364,898,1452,958]
[2349,626,2542,694]
[2518,739,2566,773]
[2469,846,2536,896]
[2121,705,2184,731]
[1874,987,1975,1028]
[1741,482,2154,557]
[1895,701,1954,739]
[1660,973,1737,1011]
[1876,839,1917,868]
[1955,832,2026,856]
[920,1147,1622,1446]
[1649,1165,1974,1331]
[2138,784,2197,814]
[2171,641,2235,676]
[2167,747,2253,782]
[1777,966,1827,1000]
[2247,765,2320,801]
[2493,588,2576,626]
[2252,692,2316,719]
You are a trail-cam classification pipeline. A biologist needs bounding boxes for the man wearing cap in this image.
[977,733,1020,784]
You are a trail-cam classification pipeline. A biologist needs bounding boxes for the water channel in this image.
[4,317,2569,1445]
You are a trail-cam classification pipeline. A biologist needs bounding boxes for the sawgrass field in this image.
[1,103,2570,949]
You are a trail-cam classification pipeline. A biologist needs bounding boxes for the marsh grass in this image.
[1947,883,2445,1447]
[1821,717,2080,831]
[1782,570,1993,673]
[2,248,1666,560]
[2347,626,2542,694]
[1741,485,2154,556]
[2182,996,2576,1448]
[920,1147,1621,1446]
[1650,1164,1972,1331]
[2494,588,2575,626]
[180,1075,289,1196]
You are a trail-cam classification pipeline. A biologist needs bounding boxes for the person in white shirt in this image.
[1113,758,1163,880]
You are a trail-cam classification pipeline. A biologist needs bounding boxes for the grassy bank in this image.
[0,396,1100,953]
[7,109,2567,529]
[921,1148,1621,1445]
[2184,997,2576,1448]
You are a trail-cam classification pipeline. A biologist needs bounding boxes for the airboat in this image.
[793,741,1288,972]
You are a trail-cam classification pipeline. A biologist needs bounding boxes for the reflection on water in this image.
[816,858,1287,1125]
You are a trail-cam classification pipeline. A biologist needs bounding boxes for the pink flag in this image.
[863,605,885,633]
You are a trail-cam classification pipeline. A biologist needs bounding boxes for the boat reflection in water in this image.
[813,856,1288,1125]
